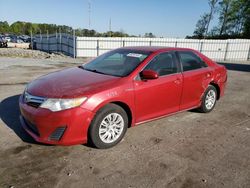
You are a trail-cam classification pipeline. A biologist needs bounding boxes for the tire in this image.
[198,85,217,113]
[88,104,128,149]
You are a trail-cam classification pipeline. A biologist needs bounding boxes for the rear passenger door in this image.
[177,51,210,110]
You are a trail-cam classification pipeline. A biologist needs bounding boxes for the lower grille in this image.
[49,127,66,141]
[23,117,40,136]
[27,102,41,108]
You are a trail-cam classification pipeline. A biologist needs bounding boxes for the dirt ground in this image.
[0,56,249,188]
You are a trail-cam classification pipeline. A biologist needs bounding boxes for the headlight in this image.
[40,97,87,112]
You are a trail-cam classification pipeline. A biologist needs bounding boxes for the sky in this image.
[0,0,211,38]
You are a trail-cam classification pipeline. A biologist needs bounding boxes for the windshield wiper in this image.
[79,66,106,75]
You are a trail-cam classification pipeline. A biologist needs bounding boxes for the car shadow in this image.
[0,94,39,144]
[218,62,250,72]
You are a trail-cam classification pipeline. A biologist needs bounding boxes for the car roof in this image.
[118,46,193,53]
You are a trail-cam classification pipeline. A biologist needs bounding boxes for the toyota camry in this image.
[19,47,227,148]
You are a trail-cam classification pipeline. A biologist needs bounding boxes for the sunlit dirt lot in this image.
[0,56,249,188]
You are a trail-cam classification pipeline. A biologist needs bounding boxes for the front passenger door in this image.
[134,52,183,123]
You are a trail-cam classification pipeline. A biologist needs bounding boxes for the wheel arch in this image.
[92,100,133,128]
[110,101,133,128]
[209,82,220,100]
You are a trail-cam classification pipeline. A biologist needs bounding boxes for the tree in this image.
[193,0,219,38]
[193,13,210,38]
[144,32,155,38]
[243,2,250,38]
[10,21,26,34]
[208,26,220,36]
[0,20,137,37]
[192,0,250,38]
[218,0,233,35]
[233,0,250,37]
[24,22,33,35]
[0,21,9,33]
[217,0,249,36]
[205,0,219,35]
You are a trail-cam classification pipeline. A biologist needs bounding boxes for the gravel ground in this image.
[0,48,76,60]
[0,56,249,188]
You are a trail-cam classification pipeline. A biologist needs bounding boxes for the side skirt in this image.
[134,105,200,126]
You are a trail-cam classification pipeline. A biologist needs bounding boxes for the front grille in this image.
[23,117,40,136]
[24,92,45,108]
[49,127,66,141]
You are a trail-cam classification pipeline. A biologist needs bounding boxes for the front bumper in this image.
[19,94,95,145]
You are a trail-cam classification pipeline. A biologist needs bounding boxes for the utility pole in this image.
[88,0,91,30]
[109,18,112,37]
[109,18,112,32]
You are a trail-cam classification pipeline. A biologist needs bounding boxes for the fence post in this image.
[67,35,69,56]
[149,41,152,46]
[175,41,178,47]
[47,30,49,53]
[199,41,203,52]
[40,32,42,51]
[73,30,76,58]
[247,45,250,61]
[122,40,125,47]
[30,30,33,50]
[55,31,58,52]
[59,28,62,53]
[58,27,62,53]
[97,40,99,56]
[224,41,229,61]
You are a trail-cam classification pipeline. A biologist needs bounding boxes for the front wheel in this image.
[88,104,128,149]
[198,85,217,113]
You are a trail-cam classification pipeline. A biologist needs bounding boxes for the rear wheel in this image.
[88,104,128,149]
[198,85,217,113]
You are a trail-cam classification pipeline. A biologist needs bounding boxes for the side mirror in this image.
[140,70,159,80]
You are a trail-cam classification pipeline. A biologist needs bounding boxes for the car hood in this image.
[27,67,121,98]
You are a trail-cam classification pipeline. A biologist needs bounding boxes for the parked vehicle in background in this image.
[19,47,227,149]
[9,35,21,43]
[0,36,8,48]
[3,36,11,42]
[16,39,24,43]
[19,35,31,43]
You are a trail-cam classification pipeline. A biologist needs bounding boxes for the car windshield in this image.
[82,49,151,77]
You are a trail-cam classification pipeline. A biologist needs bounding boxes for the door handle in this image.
[206,72,212,78]
[174,78,181,84]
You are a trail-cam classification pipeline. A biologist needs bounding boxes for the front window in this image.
[144,52,178,76]
[83,49,150,77]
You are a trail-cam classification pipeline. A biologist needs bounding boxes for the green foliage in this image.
[192,0,250,39]
[0,21,10,33]
[0,21,147,37]
[194,13,210,38]
[144,33,155,38]
[241,0,250,38]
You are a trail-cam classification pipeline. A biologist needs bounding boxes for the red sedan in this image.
[19,47,227,148]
